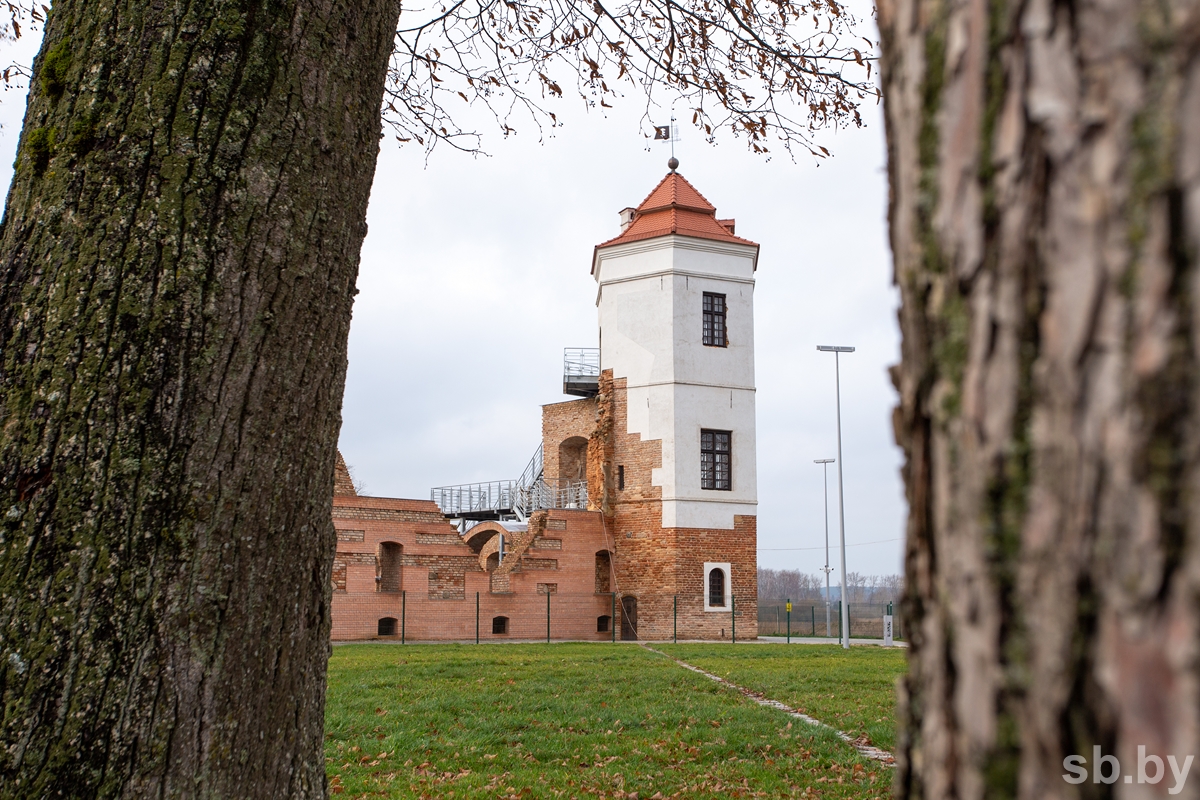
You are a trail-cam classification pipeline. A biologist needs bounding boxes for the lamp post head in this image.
[814,458,835,464]
[816,345,855,353]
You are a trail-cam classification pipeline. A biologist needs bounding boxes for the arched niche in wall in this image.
[377,541,402,593]
[558,436,588,484]
[595,550,613,593]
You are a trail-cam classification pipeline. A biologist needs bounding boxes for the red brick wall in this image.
[330,497,617,641]
[541,398,598,488]
[334,451,357,496]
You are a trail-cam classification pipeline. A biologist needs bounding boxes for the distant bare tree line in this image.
[758,568,903,604]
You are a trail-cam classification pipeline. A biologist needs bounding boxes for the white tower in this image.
[591,170,759,530]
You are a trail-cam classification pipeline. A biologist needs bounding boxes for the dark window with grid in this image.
[700,429,732,490]
[702,293,727,347]
[708,568,726,607]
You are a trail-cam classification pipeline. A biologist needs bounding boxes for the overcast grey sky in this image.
[0,20,907,578]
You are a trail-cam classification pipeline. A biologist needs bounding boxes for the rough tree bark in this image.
[879,0,1200,793]
[0,0,400,795]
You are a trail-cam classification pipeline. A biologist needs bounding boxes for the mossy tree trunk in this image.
[879,0,1200,793]
[0,0,400,795]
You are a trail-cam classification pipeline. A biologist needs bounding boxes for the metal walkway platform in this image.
[431,444,588,522]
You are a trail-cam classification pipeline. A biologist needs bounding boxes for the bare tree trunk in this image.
[0,0,400,795]
[879,0,1200,793]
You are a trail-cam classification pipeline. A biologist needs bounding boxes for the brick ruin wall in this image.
[541,397,599,491]
[330,499,613,641]
[334,452,358,497]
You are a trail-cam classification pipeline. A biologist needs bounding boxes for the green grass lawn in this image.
[654,644,906,752]
[325,643,894,799]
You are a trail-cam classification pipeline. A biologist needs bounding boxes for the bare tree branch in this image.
[0,2,42,92]
[386,0,875,157]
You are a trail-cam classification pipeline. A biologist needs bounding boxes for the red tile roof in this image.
[594,173,759,266]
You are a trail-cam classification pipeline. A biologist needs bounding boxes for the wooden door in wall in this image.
[620,596,638,640]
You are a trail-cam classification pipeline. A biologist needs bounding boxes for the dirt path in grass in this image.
[641,644,895,766]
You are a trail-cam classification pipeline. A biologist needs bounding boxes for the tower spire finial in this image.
[669,114,677,171]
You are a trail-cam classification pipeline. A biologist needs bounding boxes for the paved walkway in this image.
[756,636,908,647]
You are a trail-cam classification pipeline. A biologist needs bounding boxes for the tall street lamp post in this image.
[814,458,835,638]
[817,345,854,649]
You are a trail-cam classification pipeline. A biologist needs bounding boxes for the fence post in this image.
[731,595,736,644]
[546,590,551,644]
[401,590,406,645]
[786,598,791,644]
[884,601,894,647]
[475,592,479,645]
[611,592,616,643]
[811,605,816,636]
[673,595,677,644]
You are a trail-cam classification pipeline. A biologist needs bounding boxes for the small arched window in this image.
[492,616,509,635]
[378,617,397,636]
[597,615,611,633]
[708,568,726,608]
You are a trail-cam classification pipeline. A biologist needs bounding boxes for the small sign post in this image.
[785,600,792,644]
[884,601,894,647]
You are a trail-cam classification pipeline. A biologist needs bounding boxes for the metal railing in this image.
[514,480,588,518]
[432,481,519,519]
[432,444,588,520]
[517,443,543,489]
[563,347,600,397]
[563,347,600,377]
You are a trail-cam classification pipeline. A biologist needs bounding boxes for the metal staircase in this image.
[431,443,588,522]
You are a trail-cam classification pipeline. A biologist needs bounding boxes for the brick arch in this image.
[468,521,516,570]
[558,436,589,484]
[464,525,501,554]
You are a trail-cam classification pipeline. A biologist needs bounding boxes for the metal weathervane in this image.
[653,116,681,170]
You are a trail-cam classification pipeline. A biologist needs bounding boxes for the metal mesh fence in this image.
[333,592,903,642]
[756,599,904,640]
[333,592,763,643]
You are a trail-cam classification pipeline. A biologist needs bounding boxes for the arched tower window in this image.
[708,568,726,608]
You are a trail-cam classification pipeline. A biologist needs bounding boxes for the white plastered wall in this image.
[595,235,758,530]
